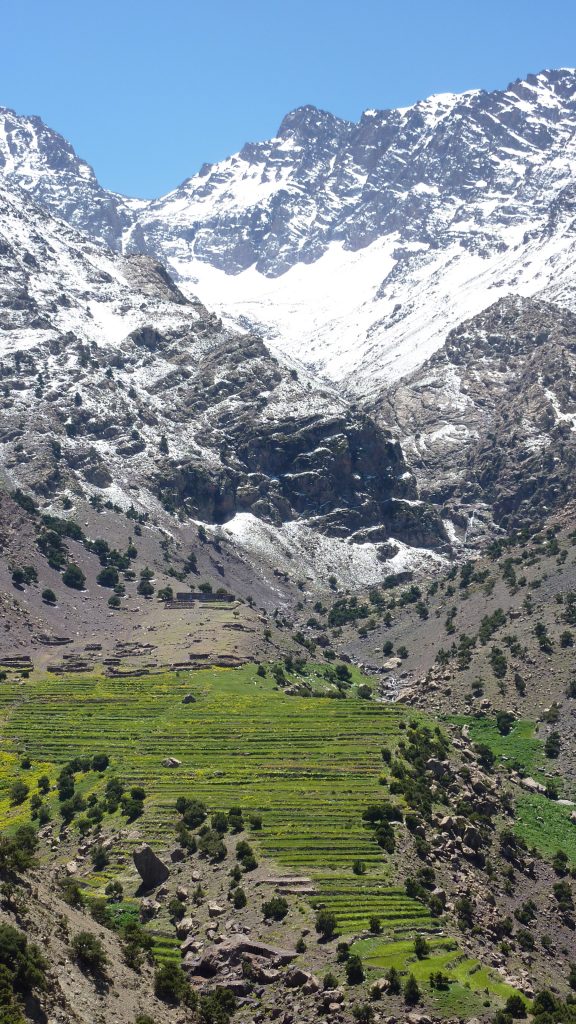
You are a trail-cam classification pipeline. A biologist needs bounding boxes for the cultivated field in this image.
[0,665,429,934]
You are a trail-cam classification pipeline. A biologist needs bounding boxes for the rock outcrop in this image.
[133,844,170,889]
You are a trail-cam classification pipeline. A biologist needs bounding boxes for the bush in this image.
[353,1005,374,1024]
[0,922,46,996]
[90,845,110,871]
[262,896,288,921]
[315,910,338,941]
[62,564,86,590]
[154,961,194,1005]
[176,797,207,828]
[211,811,229,834]
[198,830,226,862]
[504,995,527,1018]
[9,782,29,806]
[41,588,56,605]
[545,732,561,759]
[168,898,186,922]
[71,932,107,973]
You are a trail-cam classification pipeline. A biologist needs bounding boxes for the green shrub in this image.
[404,973,420,1004]
[262,896,288,921]
[346,955,364,984]
[62,564,86,590]
[154,962,194,1005]
[315,910,338,941]
[9,782,29,806]
[71,932,107,973]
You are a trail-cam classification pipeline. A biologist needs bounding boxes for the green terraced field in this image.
[352,936,526,1015]
[0,666,428,935]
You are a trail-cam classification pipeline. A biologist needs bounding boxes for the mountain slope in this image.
[375,295,576,534]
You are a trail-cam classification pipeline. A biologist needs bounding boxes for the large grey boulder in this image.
[133,843,170,889]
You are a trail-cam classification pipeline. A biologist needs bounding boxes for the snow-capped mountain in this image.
[3,68,576,393]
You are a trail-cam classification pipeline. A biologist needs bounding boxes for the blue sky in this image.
[2,0,575,198]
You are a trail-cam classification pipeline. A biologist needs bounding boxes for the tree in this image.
[404,973,420,1005]
[345,955,364,984]
[62,564,85,590]
[414,935,429,959]
[41,588,56,605]
[386,966,401,994]
[233,888,246,909]
[0,923,46,998]
[315,910,338,941]
[97,566,118,588]
[71,932,107,973]
[37,775,50,795]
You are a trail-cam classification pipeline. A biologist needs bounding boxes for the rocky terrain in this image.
[375,295,576,533]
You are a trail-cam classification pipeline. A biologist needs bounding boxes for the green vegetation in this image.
[353,936,526,1016]
[515,795,576,865]
[449,717,547,779]
[0,666,428,933]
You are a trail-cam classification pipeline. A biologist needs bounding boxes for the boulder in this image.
[133,843,170,889]
[520,776,546,795]
[65,860,77,876]
[139,897,161,920]
[176,917,195,938]
[162,757,182,768]
[182,694,196,704]
[285,967,320,991]
[208,901,225,917]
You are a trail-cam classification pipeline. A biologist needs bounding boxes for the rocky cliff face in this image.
[0,180,447,554]
[376,295,576,532]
